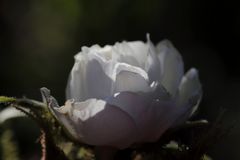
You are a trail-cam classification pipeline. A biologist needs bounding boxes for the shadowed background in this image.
[0,0,239,159]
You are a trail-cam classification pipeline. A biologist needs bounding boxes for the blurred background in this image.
[0,0,239,159]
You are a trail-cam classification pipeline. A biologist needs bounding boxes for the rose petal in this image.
[114,41,148,68]
[112,63,151,93]
[66,52,114,101]
[145,34,162,82]
[66,59,87,101]
[107,92,177,142]
[149,81,171,100]
[50,99,138,149]
[174,68,202,124]
[177,68,202,107]
[127,41,148,67]
[84,56,113,100]
[157,40,184,97]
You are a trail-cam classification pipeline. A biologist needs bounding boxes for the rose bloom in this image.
[44,35,202,149]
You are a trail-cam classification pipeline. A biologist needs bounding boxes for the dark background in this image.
[0,0,240,159]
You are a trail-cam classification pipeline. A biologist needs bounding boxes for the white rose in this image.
[45,35,202,149]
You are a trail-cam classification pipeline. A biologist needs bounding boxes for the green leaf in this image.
[0,96,16,104]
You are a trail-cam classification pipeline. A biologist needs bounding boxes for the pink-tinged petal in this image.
[44,87,181,148]
[107,92,178,143]
[50,99,138,149]
[157,40,184,97]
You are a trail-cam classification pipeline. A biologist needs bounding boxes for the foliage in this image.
[0,129,19,160]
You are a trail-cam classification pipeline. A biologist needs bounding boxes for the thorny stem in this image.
[40,130,47,160]
[40,129,69,160]
[0,97,69,160]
